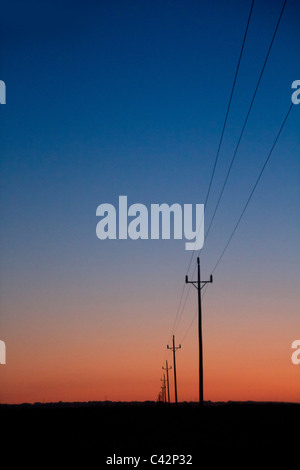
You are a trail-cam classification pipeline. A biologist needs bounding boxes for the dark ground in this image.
[1,401,299,465]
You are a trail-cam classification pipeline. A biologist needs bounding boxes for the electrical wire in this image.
[210,102,294,275]
[180,102,294,344]
[166,0,255,345]
[170,0,288,342]
[204,0,288,241]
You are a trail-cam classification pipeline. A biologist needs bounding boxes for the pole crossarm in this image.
[186,274,213,289]
[167,344,181,352]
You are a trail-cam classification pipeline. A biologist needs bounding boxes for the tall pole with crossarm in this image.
[186,256,213,406]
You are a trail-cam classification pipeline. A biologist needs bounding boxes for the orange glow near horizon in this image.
[1,294,299,404]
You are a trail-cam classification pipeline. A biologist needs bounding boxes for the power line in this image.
[180,286,208,345]
[167,282,188,345]
[162,0,293,405]
[204,0,255,210]
[179,100,294,346]
[187,0,255,277]
[205,0,288,241]
[168,281,192,344]
[169,0,287,343]
[211,102,294,274]
[166,0,255,345]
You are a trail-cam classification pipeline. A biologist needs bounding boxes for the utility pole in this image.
[186,256,213,406]
[160,374,166,403]
[167,335,181,404]
[162,360,172,404]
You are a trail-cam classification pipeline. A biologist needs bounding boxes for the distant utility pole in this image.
[160,374,167,403]
[186,256,213,406]
[167,335,181,404]
[162,360,172,404]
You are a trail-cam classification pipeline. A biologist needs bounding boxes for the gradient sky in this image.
[0,0,299,404]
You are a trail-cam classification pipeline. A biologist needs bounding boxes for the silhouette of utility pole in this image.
[186,256,213,406]
[167,335,181,404]
[162,360,172,404]
[160,374,167,403]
